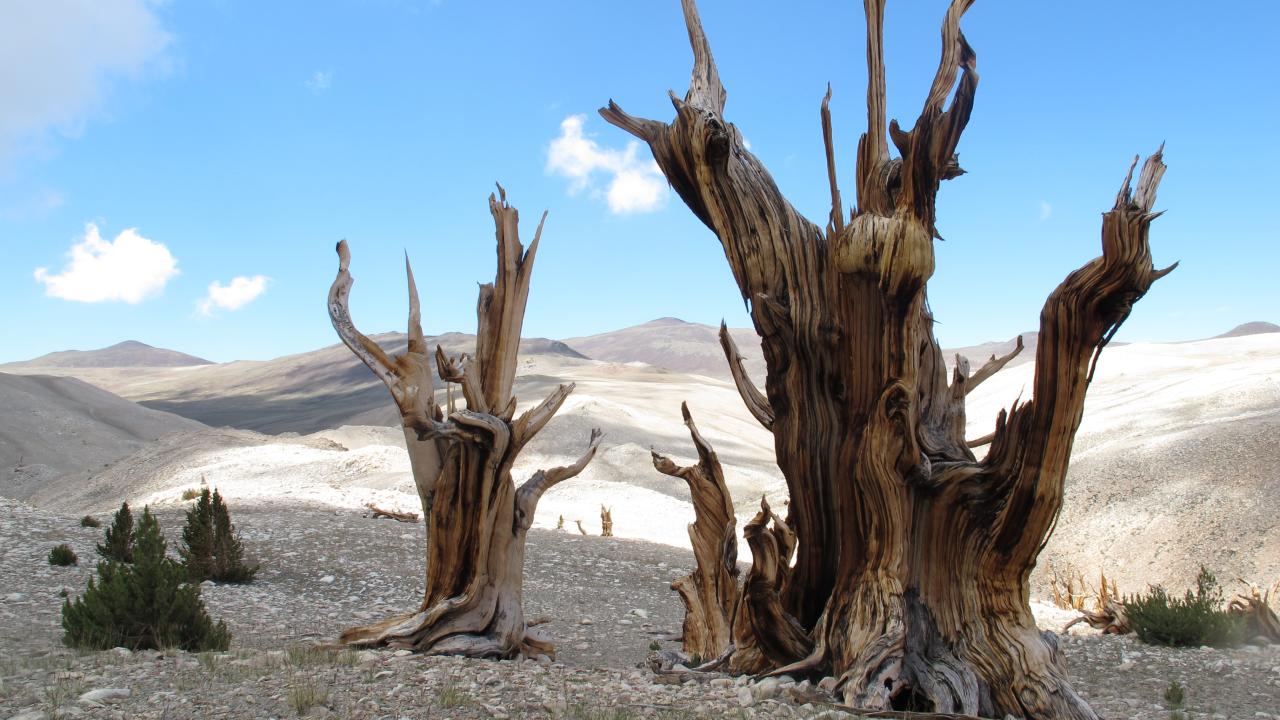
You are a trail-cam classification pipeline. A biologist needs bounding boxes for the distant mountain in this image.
[0,372,204,497]
[2,332,588,435]
[5,340,212,368]
[567,317,1038,379]
[566,317,765,379]
[1214,321,1280,338]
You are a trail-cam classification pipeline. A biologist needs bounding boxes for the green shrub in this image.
[62,506,230,651]
[180,488,257,583]
[79,516,100,528]
[180,488,216,581]
[48,544,77,566]
[96,502,134,563]
[1125,567,1245,647]
[181,487,201,501]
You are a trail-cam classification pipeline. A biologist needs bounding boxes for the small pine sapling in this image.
[96,502,134,563]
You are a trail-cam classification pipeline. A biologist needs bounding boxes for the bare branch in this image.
[821,84,844,235]
[965,334,1024,394]
[436,346,487,415]
[718,323,773,431]
[680,0,725,113]
[516,429,604,526]
[405,252,427,355]
[512,382,575,449]
[328,240,399,396]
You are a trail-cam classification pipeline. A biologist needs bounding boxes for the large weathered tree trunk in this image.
[327,187,601,659]
[612,1,1172,716]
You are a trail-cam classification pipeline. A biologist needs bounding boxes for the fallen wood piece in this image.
[365,503,418,523]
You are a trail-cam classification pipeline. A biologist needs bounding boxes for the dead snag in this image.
[366,504,418,523]
[329,187,602,659]
[652,402,742,661]
[603,0,1170,715]
[1229,581,1280,642]
[600,506,614,537]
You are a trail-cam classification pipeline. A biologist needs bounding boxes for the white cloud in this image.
[198,275,269,316]
[546,115,668,214]
[305,70,332,93]
[1038,201,1053,221]
[34,222,179,303]
[0,0,171,169]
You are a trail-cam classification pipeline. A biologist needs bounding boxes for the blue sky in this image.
[2,0,1276,363]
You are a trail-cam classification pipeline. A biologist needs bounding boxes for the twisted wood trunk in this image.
[327,187,601,659]
[609,1,1172,716]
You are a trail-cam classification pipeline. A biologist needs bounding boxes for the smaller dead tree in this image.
[1229,581,1280,642]
[329,186,601,658]
[652,402,741,661]
[600,506,614,537]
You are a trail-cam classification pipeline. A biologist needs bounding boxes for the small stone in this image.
[579,617,594,625]
[391,649,412,657]
[710,678,734,688]
[319,575,336,583]
[817,676,838,692]
[630,609,649,619]
[737,686,756,707]
[111,647,132,657]
[4,592,25,602]
[374,670,394,680]
[79,688,130,704]
[618,619,633,626]
[1249,635,1273,647]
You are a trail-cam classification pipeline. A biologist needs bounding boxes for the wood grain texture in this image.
[606,1,1169,716]
[330,189,600,659]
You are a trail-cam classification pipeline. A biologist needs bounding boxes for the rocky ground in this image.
[2,497,1278,719]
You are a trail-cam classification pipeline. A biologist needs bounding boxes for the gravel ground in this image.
[2,497,1278,719]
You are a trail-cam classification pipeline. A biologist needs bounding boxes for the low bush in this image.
[48,544,77,566]
[79,516,100,528]
[62,506,230,651]
[1125,567,1245,647]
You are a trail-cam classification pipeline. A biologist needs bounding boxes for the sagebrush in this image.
[1125,567,1244,647]
[48,544,77,566]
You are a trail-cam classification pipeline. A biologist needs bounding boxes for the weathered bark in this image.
[652,402,742,660]
[329,187,601,659]
[604,0,1171,715]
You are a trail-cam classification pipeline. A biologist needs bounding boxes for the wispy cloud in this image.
[0,187,65,221]
[1038,201,1053,221]
[546,115,668,215]
[305,70,332,93]
[198,275,269,316]
[34,222,179,303]
[0,0,171,171]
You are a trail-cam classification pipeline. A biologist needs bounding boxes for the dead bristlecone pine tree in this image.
[622,1,1173,717]
[600,506,613,537]
[328,186,602,659]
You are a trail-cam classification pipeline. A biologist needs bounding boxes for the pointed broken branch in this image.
[515,429,604,527]
[965,335,1024,394]
[513,382,576,450]
[718,323,773,431]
